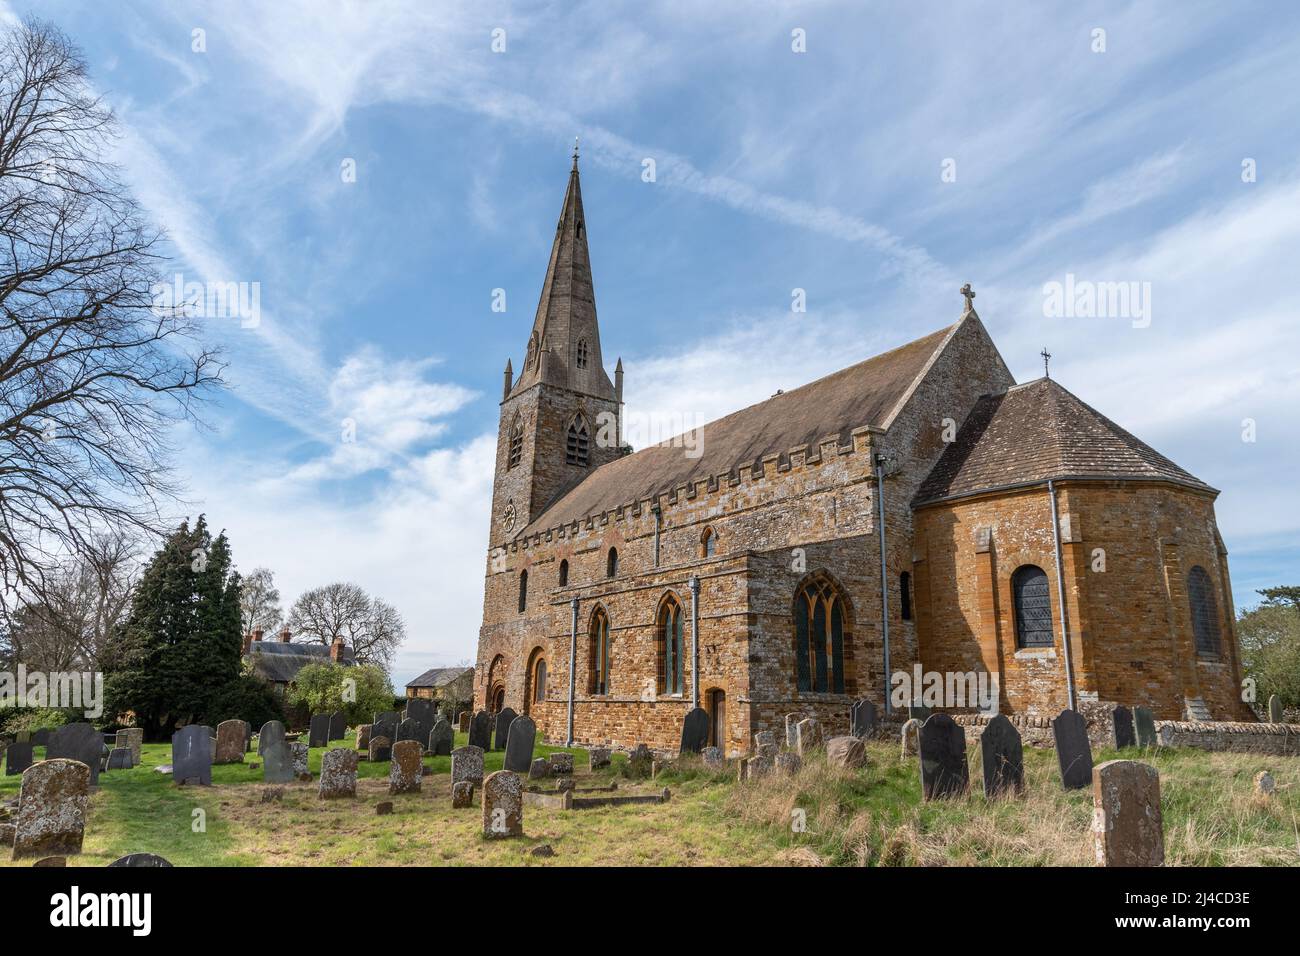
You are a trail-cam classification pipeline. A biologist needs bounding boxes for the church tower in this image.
[488,147,623,546]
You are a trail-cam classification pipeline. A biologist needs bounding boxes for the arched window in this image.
[658,594,685,695]
[534,658,547,703]
[701,527,716,558]
[576,339,589,369]
[793,575,847,693]
[1012,565,1052,648]
[589,607,610,695]
[566,415,589,466]
[900,571,912,621]
[606,547,618,578]
[508,415,523,469]
[1187,565,1222,656]
[558,559,569,586]
[517,570,528,613]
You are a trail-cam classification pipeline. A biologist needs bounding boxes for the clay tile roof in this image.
[404,666,472,689]
[913,377,1216,506]
[246,641,354,683]
[520,323,955,536]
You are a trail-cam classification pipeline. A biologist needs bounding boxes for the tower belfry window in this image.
[566,415,589,466]
[576,339,589,369]
[508,416,523,469]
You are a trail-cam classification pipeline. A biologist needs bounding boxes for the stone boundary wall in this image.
[1154,721,1300,756]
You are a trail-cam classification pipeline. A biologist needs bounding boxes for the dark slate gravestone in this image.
[372,711,399,745]
[679,707,708,754]
[429,718,453,757]
[917,713,969,800]
[107,748,133,770]
[1112,705,1136,749]
[172,725,213,786]
[907,704,931,722]
[850,699,878,739]
[109,853,173,867]
[48,722,103,786]
[395,717,423,746]
[32,727,52,747]
[308,714,330,749]
[979,714,1024,798]
[328,711,347,742]
[468,711,492,750]
[5,741,33,776]
[1052,708,1093,790]
[260,720,293,784]
[1134,706,1156,748]
[493,708,518,751]
[406,698,435,747]
[503,715,537,772]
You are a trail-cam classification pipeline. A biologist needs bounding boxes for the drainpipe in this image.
[875,454,892,717]
[1048,480,1077,710]
[689,575,700,708]
[567,597,578,745]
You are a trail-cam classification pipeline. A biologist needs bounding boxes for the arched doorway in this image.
[491,686,506,713]
[706,688,726,749]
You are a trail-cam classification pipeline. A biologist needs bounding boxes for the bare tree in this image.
[239,566,282,636]
[286,582,406,668]
[0,18,223,600]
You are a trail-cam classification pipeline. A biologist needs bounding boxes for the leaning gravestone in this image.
[469,711,492,750]
[429,718,453,757]
[5,742,33,776]
[679,707,708,754]
[395,717,421,745]
[1092,759,1164,867]
[794,717,822,755]
[319,748,358,799]
[109,853,173,867]
[389,740,423,795]
[107,748,132,770]
[369,736,392,762]
[451,745,485,787]
[493,708,517,751]
[918,714,968,800]
[1268,694,1284,723]
[47,723,103,787]
[1053,708,1093,790]
[850,698,878,738]
[753,731,778,758]
[482,770,523,838]
[1134,706,1156,748]
[356,724,372,752]
[1112,706,1136,749]
[172,725,213,786]
[372,711,399,745]
[328,711,347,742]
[980,713,1023,798]
[783,713,805,748]
[12,759,90,860]
[260,720,293,784]
[503,715,537,773]
[214,720,248,764]
[308,714,330,748]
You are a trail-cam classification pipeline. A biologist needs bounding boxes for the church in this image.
[474,153,1250,755]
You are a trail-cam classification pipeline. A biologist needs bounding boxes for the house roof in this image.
[246,641,354,684]
[404,666,473,689]
[519,322,956,536]
[912,377,1216,506]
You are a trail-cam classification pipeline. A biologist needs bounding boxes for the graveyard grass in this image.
[3,738,1298,866]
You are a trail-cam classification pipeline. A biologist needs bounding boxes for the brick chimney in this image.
[279,627,292,643]
[330,636,346,662]
[242,632,253,655]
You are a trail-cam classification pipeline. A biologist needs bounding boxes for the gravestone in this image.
[917,713,969,800]
[120,728,143,765]
[529,757,549,779]
[752,731,778,758]
[356,724,372,752]
[1268,694,1284,723]
[1133,706,1156,748]
[451,745,485,787]
[452,781,475,808]
[701,747,723,768]
[794,717,822,755]
[679,707,708,754]
[107,748,132,770]
[1112,706,1136,749]
[774,752,801,776]
[589,747,611,770]
[850,698,878,739]
[1053,708,1093,790]
[627,743,653,778]
[47,723,103,786]
[319,748,358,799]
[32,727,52,747]
[109,853,173,867]
[11,759,90,860]
[908,703,932,721]
[493,707,517,751]
[979,713,1024,798]
[291,742,310,778]
[113,731,137,767]
[1092,760,1164,866]
[172,725,213,786]
[328,711,347,742]
[215,720,249,764]
[549,752,574,775]
[742,754,773,780]
[406,699,435,749]
[372,711,398,745]
[5,742,33,776]
[783,713,805,748]
[429,718,453,757]
[260,720,292,784]
[503,715,537,772]
[368,736,392,763]
[468,711,492,750]
[308,714,330,748]
[457,711,470,734]
[395,718,421,745]
[389,740,423,794]
[826,736,866,769]
[482,770,523,838]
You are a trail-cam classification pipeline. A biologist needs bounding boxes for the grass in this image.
[4,736,1298,866]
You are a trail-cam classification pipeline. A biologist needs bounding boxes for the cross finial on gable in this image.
[960,283,976,312]
[1041,346,1052,379]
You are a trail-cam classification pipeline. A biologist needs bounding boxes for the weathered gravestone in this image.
[918,713,969,800]
[172,725,213,786]
[549,752,574,775]
[774,752,801,776]
[1112,706,1136,749]
[214,720,249,764]
[395,718,421,746]
[503,715,537,772]
[1053,708,1093,790]
[356,724,372,752]
[850,698,878,739]
[5,742,33,776]
[589,747,611,770]
[118,728,143,765]
[1091,759,1164,867]
[328,711,347,742]
[482,770,523,838]
[826,735,866,769]
[752,731,778,758]
[1133,706,1156,748]
[47,723,103,787]
[529,757,549,779]
[457,711,470,734]
[794,717,822,755]
[679,707,708,754]
[291,742,310,779]
[109,853,173,867]
[389,740,423,794]
[451,745,485,787]
[783,713,805,748]
[372,711,398,745]
[368,736,392,762]
[901,717,922,757]
[319,747,358,799]
[980,713,1024,798]
[260,720,293,784]
[493,707,517,751]
[469,710,492,750]
[308,714,330,748]
[107,748,132,770]
[701,747,723,768]
[452,780,475,808]
[429,718,453,757]
[1268,694,1284,723]
[627,743,653,778]
[12,759,89,860]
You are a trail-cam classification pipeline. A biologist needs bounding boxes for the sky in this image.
[7,1,1298,683]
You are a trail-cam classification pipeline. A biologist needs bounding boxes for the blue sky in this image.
[9,1,1299,681]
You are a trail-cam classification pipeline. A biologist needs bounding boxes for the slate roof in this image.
[404,666,473,689]
[520,323,955,536]
[913,377,1216,506]
[247,641,354,684]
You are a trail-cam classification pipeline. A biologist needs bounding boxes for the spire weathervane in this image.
[1041,346,1052,379]
[960,283,976,313]
[572,135,580,169]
